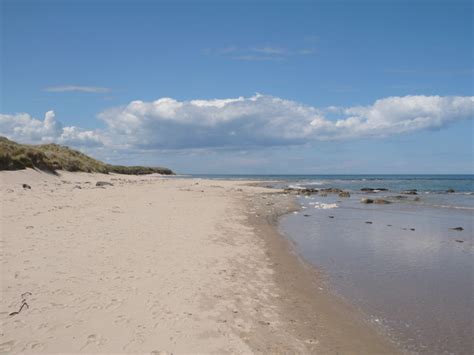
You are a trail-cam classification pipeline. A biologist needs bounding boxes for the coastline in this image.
[0,169,398,353]
[242,188,399,354]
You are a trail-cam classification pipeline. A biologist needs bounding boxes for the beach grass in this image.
[0,137,174,175]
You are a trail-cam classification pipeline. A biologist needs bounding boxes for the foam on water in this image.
[309,202,338,209]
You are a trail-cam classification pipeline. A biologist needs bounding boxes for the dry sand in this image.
[0,169,399,354]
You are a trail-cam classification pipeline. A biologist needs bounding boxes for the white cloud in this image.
[1,95,472,152]
[0,111,104,147]
[207,45,316,61]
[231,55,285,62]
[98,94,473,149]
[45,85,111,93]
[252,47,287,55]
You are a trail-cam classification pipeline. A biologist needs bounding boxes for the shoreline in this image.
[243,189,399,354]
[0,169,398,353]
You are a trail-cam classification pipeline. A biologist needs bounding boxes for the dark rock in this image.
[22,184,31,189]
[365,221,373,224]
[338,191,351,198]
[96,181,113,187]
[450,227,464,231]
[360,198,374,204]
[301,188,318,196]
[392,195,408,200]
[320,188,343,194]
[303,214,311,217]
[387,224,392,227]
[283,187,318,196]
[402,190,418,195]
[410,228,415,231]
[328,216,335,219]
[374,199,391,204]
[446,188,455,193]
[455,240,464,243]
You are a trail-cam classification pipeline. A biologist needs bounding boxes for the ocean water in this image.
[191,174,474,191]
[192,174,474,354]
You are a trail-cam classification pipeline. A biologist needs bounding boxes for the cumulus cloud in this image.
[0,111,104,146]
[44,85,111,93]
[98,94,473,149]
[1,95,472,151]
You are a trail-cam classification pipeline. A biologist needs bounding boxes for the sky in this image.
[1,0,473,174]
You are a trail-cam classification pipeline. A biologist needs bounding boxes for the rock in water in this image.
[360,198,374,204]
[393,195,408,200]
[446,188,455,193]
[450,227,464,231]
[300,188,319,196]
[320,188,343,194]
[96,181,114,187]
[374,199,391,204]
[338,191,351,198]
[282,187,318,196]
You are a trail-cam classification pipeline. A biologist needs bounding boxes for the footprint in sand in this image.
[80,333,107,350]
[114,314,131,325]
[23,341,45,351]
[0,340,16,352]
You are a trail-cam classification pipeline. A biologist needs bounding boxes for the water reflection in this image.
[280,194,473,354]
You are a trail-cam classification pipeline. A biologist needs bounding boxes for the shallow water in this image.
[280,193,473,354]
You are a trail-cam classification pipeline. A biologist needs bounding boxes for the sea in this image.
[190,174,473,354]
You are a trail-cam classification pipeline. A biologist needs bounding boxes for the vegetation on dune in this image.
[106,165,173,175]
[0,137,174,175]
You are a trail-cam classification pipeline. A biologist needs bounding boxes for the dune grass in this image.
[0,137,174,175]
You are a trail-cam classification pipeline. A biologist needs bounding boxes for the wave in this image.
[420,203,474,211]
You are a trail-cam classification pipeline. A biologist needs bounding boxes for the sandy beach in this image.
[0,169,398,354]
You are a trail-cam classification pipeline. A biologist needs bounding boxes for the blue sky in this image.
[1,0,473,173]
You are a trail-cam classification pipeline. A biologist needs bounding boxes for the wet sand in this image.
[0,169,397,353]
